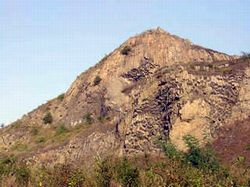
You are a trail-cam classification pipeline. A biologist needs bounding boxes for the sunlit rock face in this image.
[0,28,249,166]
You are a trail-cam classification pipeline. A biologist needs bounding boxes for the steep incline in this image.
[1,28,249,166]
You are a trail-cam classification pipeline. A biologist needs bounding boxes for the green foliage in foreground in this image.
[1,135,250,186]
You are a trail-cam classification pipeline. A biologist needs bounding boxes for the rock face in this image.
[0,28,249,165]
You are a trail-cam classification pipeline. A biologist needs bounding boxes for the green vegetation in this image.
[35,136,46,144]
[121,45,132,55]
[246,144,250,151]
[57,93,65,101]
[93,75,102,86]
[1,135,250,186]
[116,158,140,187]
[11,142,28,152]
[96,158,113,187]
[0,156,17,179]
[56,124,69,136]
[183,135,220,171]
[15,165,30,186]
[42,112,53,124]
[157,139,181,159]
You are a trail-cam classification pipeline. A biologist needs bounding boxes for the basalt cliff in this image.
[1,28,249,168]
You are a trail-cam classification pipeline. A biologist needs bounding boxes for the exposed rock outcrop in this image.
[0,28,249,166]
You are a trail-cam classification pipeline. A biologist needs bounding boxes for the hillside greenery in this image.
[1,136,250,186]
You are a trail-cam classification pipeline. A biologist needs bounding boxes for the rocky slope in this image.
[0,28,249,167]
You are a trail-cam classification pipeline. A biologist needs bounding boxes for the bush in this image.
[57,93,65,101]
[245,144,250,151]
[93,75,102,86]
[158,139,182,159]
[0,156,17,177]
[116,158,140,187]
[15,165,30,187]
[68,170,85,187]
[83,113,93,125]
[121,46,132,55]
[56,124,69,135]
[183,135,220,171]
[42,112,53,124]
[96,158,113,187]
[241,52,250,60]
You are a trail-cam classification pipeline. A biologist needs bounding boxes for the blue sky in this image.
[0,0,250,124]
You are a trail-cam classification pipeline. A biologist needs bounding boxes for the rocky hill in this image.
[0,28,249,170]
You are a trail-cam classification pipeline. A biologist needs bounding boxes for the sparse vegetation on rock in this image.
[42,112,53,124]
[56,124,69,135]
[83,113,93,124]
[15,165,30,187]
[0,28,250,186]
[241,51,250,60]
[93,75,102,86]
[121,45,132,55]
[57,93,65,101]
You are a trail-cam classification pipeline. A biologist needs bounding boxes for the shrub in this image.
[68,170,85,187]
[42,112,53,124]
[83,113,93,125]
[183,135,220,171]
[96,158,113,187]
[46,164,85,187]
[93,75,102,86]
[56,124,69,135]
[57,93,65,101]
[234,156,246,165]
[121,46,131,55]
[245,144,250,151]
[51,164,74,187]
[158,139,182,159]
[241,52,250,60]
[116,158,140,187]
[97,116,103,122]
[15,165,30,187]
[0,156,17,177]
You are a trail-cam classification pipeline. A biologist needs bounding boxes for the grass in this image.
[11,142,28,152]
[35,136,46,144]
[11,120,22,129]
[55,124,69,136]
[0,146,249,186]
